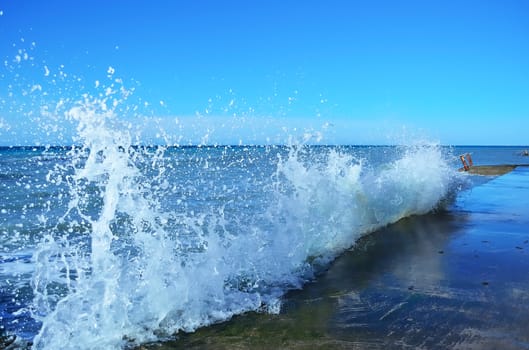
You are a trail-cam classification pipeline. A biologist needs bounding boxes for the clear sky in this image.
[0,0,528,146]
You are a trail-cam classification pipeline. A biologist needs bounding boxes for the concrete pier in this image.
[459,164,520,176]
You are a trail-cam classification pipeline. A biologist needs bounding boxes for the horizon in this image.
[1,1,528,147]
[1,144,529,149]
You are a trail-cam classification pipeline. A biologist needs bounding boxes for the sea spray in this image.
[29,96,459,349]
[30,97,271,348]
[0,25,461,350]
[269,143,454,263]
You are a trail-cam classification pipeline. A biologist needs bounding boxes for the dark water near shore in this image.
[1,145,528,349]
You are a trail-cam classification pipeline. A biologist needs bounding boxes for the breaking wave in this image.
[27,95,459,349]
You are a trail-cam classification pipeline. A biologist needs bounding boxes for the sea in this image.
[1,118,529,349]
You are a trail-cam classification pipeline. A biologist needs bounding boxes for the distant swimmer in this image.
[522,150,529,156]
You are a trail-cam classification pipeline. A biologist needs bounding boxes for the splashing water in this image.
[22,90,458,349]
[0,56,460,347]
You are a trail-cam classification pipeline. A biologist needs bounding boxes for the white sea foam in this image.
[29,94,458,349]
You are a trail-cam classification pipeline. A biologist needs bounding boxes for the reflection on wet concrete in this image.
[150,167,529,349]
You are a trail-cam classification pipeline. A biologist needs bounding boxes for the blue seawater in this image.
[1,111,525,349]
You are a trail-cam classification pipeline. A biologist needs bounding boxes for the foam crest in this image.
[269,143,454,265]
[369,144,454,220]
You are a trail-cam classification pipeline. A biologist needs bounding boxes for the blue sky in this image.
[0,0,528,145]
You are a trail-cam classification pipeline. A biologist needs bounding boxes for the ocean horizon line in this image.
[1,144,528,150]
